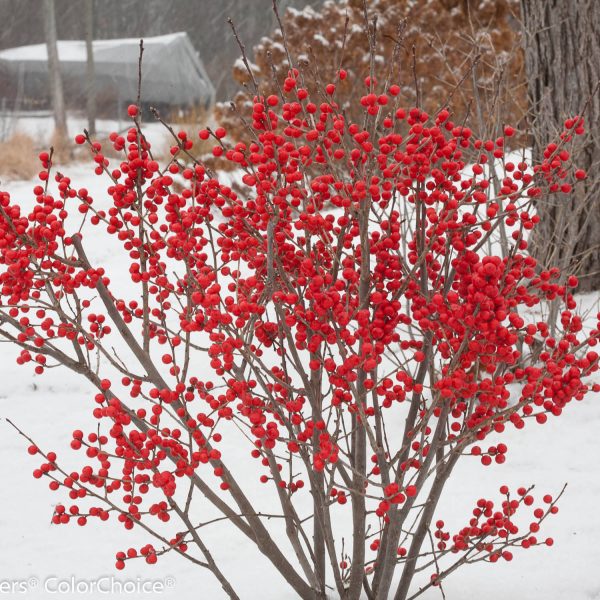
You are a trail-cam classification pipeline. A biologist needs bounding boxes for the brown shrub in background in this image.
[217,0,526,142]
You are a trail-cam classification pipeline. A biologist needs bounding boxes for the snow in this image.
[0,113,170,150]
[232,58,258,74]
[269,42,286,55]
[313,34,330,47]
[0,144,599,599]
[0,33,189,64]
[287,6,319,19]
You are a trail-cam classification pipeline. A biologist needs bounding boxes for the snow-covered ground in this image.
[0,112,170,150]
[0,131,599,599]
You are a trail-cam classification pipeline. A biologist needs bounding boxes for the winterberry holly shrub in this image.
[1,67,598,600]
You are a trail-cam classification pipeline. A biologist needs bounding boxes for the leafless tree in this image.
[85,0,96,136]
[43,0,67,138]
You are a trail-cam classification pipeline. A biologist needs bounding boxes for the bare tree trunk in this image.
[85,0,96,136]
[310,359,327,599]
[43,0,67,138]
[521,0,600,291]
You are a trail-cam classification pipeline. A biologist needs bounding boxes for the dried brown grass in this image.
[0,131,38,181]
[48,129,74,165]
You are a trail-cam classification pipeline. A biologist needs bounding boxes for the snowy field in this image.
[0,123,599,600]
[0,112,171,150]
